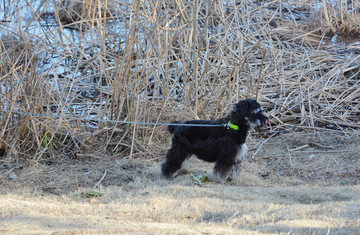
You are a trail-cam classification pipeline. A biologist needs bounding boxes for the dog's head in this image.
[229,99,268,130]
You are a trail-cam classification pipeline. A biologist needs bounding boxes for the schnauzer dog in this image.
[161,99,268,182]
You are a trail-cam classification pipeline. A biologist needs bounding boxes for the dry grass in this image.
[0,132,359,234]
[1,184,359,234]
[0,0,359,162]
[0,125,359,233]
[317,0,360,37]
[1,129,358,190]
[56,0,117,24]
[1,2,360,233]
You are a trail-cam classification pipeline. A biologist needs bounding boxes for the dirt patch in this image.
[0,130,359,234]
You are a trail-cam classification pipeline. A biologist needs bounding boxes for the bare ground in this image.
[0,130,359,234]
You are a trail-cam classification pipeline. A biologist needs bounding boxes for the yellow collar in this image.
[227,121,239,130]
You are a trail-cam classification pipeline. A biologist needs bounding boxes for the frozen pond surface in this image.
[1,1,137,122]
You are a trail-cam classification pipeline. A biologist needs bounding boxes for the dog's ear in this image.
[233,101,249,113]
[229,100,249,120]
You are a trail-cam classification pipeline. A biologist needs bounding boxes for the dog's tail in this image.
[168,121,181,133]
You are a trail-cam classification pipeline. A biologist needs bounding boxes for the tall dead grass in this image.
[318,0,360,36]
[0,0,359,162]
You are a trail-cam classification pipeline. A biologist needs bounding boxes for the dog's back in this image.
[168,120,226,140]
[168,121,181,133]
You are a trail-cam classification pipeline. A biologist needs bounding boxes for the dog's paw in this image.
[177,168,190,176]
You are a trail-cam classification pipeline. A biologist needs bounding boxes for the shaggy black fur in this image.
[161,99,268,182]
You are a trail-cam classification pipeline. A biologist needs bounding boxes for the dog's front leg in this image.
[213,160,235,183]
[229,144,248,180]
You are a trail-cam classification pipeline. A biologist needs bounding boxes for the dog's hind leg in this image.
[161,143,191,178]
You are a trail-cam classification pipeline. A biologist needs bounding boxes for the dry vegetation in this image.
[0,131,359,234]
[0,0,359,160]
[0,0,359,234]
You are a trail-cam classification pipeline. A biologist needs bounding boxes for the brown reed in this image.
[0,0,359,161]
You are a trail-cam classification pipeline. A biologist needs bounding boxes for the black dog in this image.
[161,99,268,182]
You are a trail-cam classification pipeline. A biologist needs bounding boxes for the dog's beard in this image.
[245,116,268,131]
